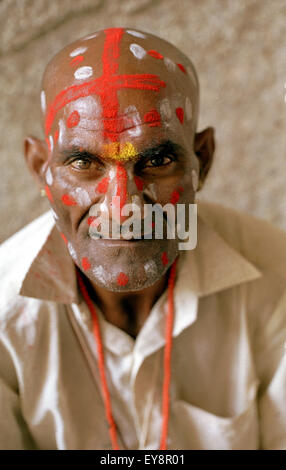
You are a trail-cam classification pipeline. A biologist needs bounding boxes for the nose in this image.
[98,162,145,226]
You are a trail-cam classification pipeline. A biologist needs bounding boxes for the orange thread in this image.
[76,271,120,450]
[159,258,177,450]
[76,258,177,450]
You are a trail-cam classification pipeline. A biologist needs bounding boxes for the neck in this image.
[85,274,169,339]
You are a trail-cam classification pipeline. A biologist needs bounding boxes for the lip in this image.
[89,235,155,246]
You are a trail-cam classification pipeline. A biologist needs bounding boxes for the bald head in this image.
[40,27,199,155]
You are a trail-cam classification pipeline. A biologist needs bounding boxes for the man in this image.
[0,27,286,450]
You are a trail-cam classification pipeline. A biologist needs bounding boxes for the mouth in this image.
[88,231,155,244]
[92,238,155,247]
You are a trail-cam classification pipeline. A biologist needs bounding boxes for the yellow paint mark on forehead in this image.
[103,142,138,161]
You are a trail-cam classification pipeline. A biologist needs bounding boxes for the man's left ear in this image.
[194,127,215,191]
[24,136,49,189]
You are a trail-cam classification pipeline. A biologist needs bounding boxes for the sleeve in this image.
[255,289,286,449]
[0,333,36,450]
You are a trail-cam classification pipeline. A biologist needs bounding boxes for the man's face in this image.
[38,29,199,292]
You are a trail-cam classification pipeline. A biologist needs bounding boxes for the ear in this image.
[24,136,49,189]
[194,127,215,191]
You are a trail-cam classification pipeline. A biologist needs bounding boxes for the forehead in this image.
[42,28,197,152]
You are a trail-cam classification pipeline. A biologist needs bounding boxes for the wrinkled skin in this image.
[24,28,215,336]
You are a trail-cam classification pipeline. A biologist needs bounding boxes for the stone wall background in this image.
[1,0,285,242]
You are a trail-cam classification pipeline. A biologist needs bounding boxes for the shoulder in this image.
[197,200,286,334]
[197,199,286,281]
[0,211,55,325]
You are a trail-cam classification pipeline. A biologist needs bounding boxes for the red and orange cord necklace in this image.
[76,258,177,450]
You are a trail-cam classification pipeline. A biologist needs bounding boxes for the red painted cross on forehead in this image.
[45,28,166,141]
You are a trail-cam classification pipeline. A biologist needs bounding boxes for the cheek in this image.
[43,171,83,230]
[47,165,94,209]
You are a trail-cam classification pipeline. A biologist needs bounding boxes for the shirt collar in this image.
[19,204,262,304]
[19,222,79,304]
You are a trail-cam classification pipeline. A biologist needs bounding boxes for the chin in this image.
[86,260,167,293]
[76,238,179,292]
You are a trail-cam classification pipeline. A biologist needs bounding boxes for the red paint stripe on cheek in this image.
[62,194,78,206]
[45,185,53,202]
[176,107,184,124]
[82,257,91,271]
[134,175,144,191]
[96,176,110,194]
[67,110,80,128]
[117,272,129,286]
[115,163,127,210]
[161,252,169,266]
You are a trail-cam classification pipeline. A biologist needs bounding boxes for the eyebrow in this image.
[58,139,185,164]
[137,140,185,162]
[59,147,102,164]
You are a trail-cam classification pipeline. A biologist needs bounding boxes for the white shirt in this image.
[0,200,286,450]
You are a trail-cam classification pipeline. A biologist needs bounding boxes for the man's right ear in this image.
[24,136,49,189]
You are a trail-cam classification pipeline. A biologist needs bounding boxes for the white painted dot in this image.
[191,169,199,192]
[128,125,141,138]
[40,90,46,113]
[130,43,146,60]
[144,260,158,276]
[74,66,93,80]
[185,97,192,120]
[127,30,146,39]
[92,265,105,280]
[70,46,87,57]
[73,188,91,206]
[83,33,98,41]
[46,167,53,185]
[124,104,142,137]
[164,57,176,72]
[160,98,172,121]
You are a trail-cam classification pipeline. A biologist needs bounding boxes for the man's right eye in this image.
[70,159,92,170]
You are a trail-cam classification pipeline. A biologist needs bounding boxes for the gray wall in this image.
[1,0,286,242]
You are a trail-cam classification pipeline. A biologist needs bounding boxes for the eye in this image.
[144,154,174,168]
[70,158,92,170]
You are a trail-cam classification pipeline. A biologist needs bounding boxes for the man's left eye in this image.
[144,155,174,168]
[70,159,91,170]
